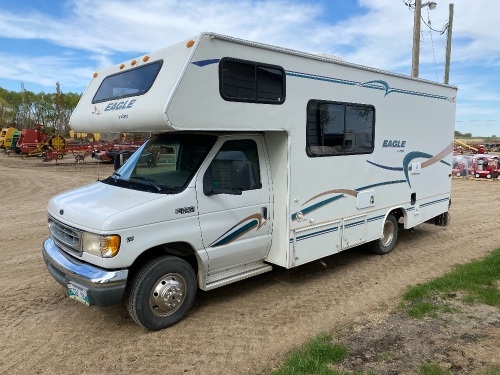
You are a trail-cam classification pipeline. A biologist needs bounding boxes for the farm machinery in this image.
[472,156,500,179]
[453,139,485,154]
[4,126,146,163]
[0,127,19,149]
[453,154,500,179]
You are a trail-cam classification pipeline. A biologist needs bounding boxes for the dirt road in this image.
[0,153,498,375]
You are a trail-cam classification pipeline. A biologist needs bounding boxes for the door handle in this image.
[262,207,268,220]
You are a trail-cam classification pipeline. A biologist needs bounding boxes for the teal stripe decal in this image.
[286,71,453,102]
[211,220,258,247]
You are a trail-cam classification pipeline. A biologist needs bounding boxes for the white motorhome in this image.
[42,33,456,330]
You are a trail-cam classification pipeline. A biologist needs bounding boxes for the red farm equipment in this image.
[472,156,500,179]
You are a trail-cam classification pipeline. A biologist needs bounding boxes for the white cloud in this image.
[0,0,499,134]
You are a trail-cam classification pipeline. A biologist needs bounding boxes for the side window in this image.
[219,58,285,104]
[209,139,261,191]
[306,100,374,156]
[93,60,163,104]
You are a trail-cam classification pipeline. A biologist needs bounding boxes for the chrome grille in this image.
[48,215,83,256]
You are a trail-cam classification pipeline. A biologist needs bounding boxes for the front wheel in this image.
[368,214,398,255]
[126,256,197,331]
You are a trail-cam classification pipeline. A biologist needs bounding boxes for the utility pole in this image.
[411,0,422,77]
[444,3,454,84]
[56,82,64,134]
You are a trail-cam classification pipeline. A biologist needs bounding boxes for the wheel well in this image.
[128,242,199,278]
[389,207,406,225]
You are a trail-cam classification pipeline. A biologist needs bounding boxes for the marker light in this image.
[131,59,137,66]
[186,40,195,48]
[143,56,150,62]
[119,63,125,69]
[93,72,98,78]
[101,235,121,258]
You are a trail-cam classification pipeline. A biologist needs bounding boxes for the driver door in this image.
[196,136,272,274]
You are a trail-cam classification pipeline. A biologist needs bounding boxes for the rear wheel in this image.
[368,214,398,255]
[126,256,197,331]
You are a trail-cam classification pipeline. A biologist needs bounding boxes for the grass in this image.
[402,248,500,318]
[268,249,500,375]
[417,362,451,375]
[269,334,349,375]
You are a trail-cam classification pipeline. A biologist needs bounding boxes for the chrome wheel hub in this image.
[149,273,186,316]
[381,220,395,247]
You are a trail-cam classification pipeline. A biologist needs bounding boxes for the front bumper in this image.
[42,238,128,306]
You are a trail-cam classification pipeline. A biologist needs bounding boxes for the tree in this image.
[0,86,81,135]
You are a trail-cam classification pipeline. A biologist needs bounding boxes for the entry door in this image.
[196,136,272,274]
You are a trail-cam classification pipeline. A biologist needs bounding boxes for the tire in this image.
[455,172,461,177]
[475,173,480,178]
[368,214,398,255]
[126,256,197,331]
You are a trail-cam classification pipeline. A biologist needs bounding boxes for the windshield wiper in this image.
[130,176,162,192]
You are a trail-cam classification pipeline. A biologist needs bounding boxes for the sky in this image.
[0,0,499,136]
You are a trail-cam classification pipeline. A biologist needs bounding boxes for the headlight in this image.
[82,232,121,258]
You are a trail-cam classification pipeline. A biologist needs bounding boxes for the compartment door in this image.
[341,214,367,250]
[291,220,341,266]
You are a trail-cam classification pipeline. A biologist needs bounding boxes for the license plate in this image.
[67,282,90,306]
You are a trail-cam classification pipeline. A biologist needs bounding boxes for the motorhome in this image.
[42,33,457,330]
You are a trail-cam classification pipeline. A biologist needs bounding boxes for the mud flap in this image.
[427,212,450,226]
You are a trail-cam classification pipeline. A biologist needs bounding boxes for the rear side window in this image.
[219,58,285,104]
[307,100,375,156]
[92,60,163,104]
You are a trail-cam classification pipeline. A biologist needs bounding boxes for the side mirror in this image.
[203,166,214,195]
[114,151,133,170]
[114,153,121,171]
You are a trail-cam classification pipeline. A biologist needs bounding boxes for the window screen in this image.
[209,139,261,190]
[92,60,163,104]
[307,100,374,156]
[220,58,285,104]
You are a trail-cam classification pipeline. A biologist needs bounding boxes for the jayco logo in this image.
[383,139,406,148]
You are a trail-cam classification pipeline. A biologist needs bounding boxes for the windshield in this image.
[103,133,217,194]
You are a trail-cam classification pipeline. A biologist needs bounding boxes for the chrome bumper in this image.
[42,238,128,306]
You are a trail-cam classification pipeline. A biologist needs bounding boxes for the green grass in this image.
[269,249,500,375]
[269,334,349,375]
[418,362,451,375]
[482,364,500,375]
[402,248,500,318]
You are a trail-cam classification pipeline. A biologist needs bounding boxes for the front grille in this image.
[48,215,83,256]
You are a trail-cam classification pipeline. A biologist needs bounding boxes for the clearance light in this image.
[143,56,150,62]
[93,72,98,78]
[119,63,125,69]
[131,59,137,66]
[186,40,195,48]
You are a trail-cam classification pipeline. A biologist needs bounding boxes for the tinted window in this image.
[209,139,261,191]
[92,60,163,104]
[220,58,285,104]
[307,100,374,156]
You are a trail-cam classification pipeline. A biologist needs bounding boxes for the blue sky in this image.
[0,0,499,136]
